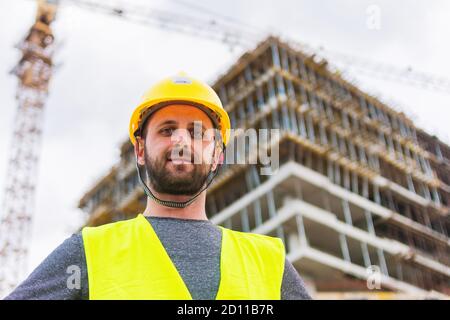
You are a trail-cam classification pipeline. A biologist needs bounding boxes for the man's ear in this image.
[134,137,146,166]
[211,144,224,172]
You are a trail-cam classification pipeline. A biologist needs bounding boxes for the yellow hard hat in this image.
[129,73,231,146]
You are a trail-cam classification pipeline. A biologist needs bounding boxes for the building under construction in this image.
[78,37,450,299]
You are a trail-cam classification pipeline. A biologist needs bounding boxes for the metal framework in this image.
[0,0,57,295]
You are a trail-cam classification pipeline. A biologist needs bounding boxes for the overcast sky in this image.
[1,0,449,283]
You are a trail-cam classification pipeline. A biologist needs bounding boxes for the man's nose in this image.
[171,128,191,146]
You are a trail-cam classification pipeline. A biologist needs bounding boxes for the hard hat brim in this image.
[129,97,230,146]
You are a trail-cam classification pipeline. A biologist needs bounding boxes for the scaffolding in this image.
[78,36,450,299]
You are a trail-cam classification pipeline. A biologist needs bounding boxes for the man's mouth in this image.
[167,155,193,165]
[170,159,192,165]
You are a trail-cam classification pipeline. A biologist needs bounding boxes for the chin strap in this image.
[136,145,224,209]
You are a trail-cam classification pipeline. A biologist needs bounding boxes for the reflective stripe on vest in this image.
[82,214,285,300]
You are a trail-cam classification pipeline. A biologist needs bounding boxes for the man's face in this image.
[135,104,220,196]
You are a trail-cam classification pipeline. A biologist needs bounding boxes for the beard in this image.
[144,147,212,196]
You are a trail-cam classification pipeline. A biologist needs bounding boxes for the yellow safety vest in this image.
[82,214,285,300]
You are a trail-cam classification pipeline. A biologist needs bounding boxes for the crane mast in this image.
[0,0,57,295]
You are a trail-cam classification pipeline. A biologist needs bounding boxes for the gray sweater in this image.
[5,216,311,300]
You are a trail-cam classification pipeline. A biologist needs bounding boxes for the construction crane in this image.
[315,46,450,95]
[0,0,57,295]
[61,0,450,95]
[1,0,450,297]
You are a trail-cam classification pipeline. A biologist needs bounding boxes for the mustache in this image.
[165,148,194,163]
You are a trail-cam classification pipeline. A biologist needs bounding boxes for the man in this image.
[5,74,311,300]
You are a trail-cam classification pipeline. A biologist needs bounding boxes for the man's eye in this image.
[160,128,174,135]
[189,128,203,139]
